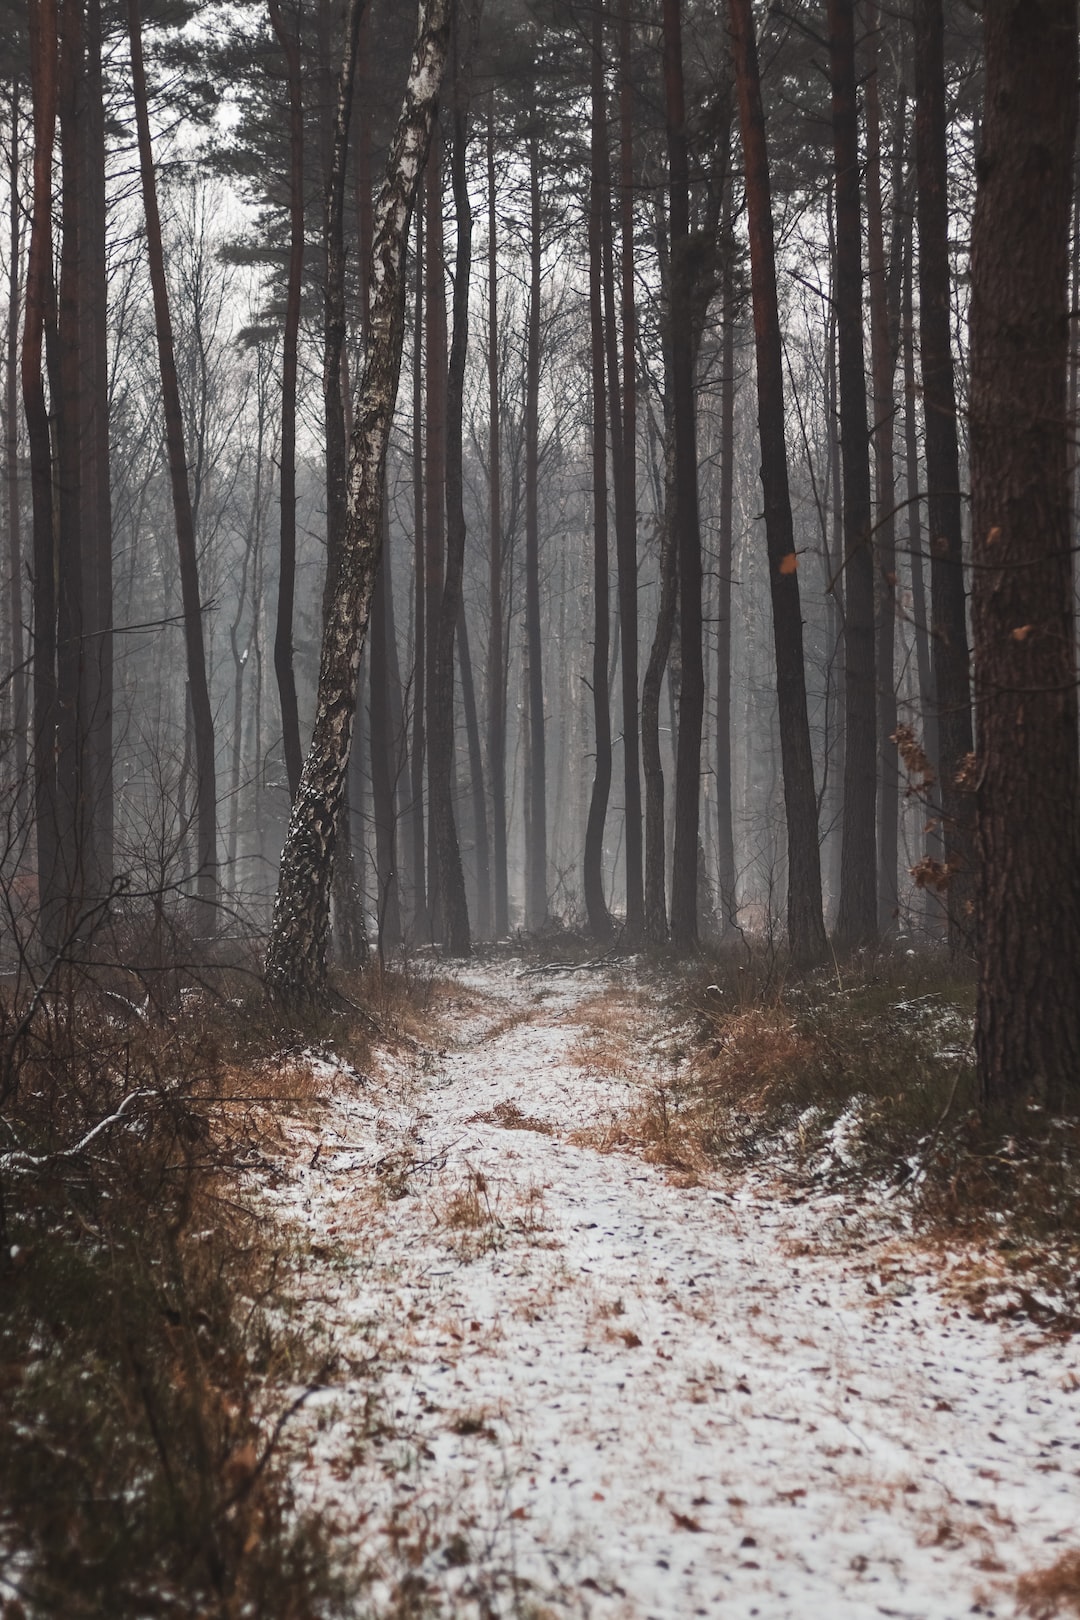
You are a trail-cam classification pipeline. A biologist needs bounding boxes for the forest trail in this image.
[259,964,1080,1620]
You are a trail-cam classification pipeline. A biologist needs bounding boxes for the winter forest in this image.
[2,0,1080,1615]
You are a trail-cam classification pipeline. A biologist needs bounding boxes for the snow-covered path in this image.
[264,965,1080,1619]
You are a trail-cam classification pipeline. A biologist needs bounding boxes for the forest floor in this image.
[246,958,1080,1620]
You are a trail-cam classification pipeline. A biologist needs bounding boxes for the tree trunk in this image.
[829,0,877,952]
[410,198,428,937]
[716,175,738,932]
[370,549,403,953]
[642,425,678,945]
[523,127,547,931]
[324,0,369,969]
[485,104,508,938]
[267,0,305,804]
[969,0,1080,1114]
[129,0,218,913]
[584,4,613,943]
[431,30,471,957]
[729,0,828,966]
[265,0,454,1008]
[914,0,974,952]
[615,0,642,940]
[901,183,943,916]
[865,3,899,934]
[665,0,705,952]
[424,122,447,939]
[5,83,28,838]
[457,602,491,938]
[24,0,62,950]
[80,0,112,894]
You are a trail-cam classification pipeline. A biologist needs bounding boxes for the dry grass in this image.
[623,950,1080,1328]
[467,1099,554,1134]
[1016,1551,1080,1617]
[566,984,650,1080]
[0,975,352,1619]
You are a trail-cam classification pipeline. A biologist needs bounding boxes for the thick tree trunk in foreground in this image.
[130,0,218,912]
[915,0,974,951]
[969,0,1080,1114]
[324,0,368,969]
[829,0,877,952]
[730,0,827,966]
[665,0,705,952]
[265,0,454,1008]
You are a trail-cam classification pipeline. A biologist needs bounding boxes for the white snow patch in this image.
[256,963,1080,1618]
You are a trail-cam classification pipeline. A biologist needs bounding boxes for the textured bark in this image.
[584,5,614,944]
[642,425,678,945]
[267,0,305,803]
[5,85,28,836]
[969,0,1080,1114]
[80,0,112,893]
[829,0,877,952]
[410,200,428,937]
[24,0,62,948]
[485,106,508,938]
[130,0,218,911]
[715,176,738,932]
[901,193,943,907]
[430,35,471,958]
[523,129,547,932]
[424,124,447,938]
[457,603,491,938]
[865,5,900,933]
[729,0,828,966]
[665,0,705,953]
[370,553,402,953]
[615,0,642,940]
[914,0,974,950]
[324,0,368,969]
[265,0,454,1008]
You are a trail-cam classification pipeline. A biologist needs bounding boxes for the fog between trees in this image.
[3,0,1079,1108]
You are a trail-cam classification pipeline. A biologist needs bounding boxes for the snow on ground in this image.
[254,963,1080,1619]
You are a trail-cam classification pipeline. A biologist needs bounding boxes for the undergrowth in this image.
[0,961,353,1619]
[640,948,1080,1321]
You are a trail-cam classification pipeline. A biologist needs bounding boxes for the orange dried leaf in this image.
[779,552,799,575]
[1011,624,1034,642]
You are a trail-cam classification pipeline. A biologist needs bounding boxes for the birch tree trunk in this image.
[265,0,455,1009]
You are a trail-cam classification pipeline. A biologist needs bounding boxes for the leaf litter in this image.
[251,963,1080,1619]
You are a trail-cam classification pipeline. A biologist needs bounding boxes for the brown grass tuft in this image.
[1017,1550,1080,1617]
